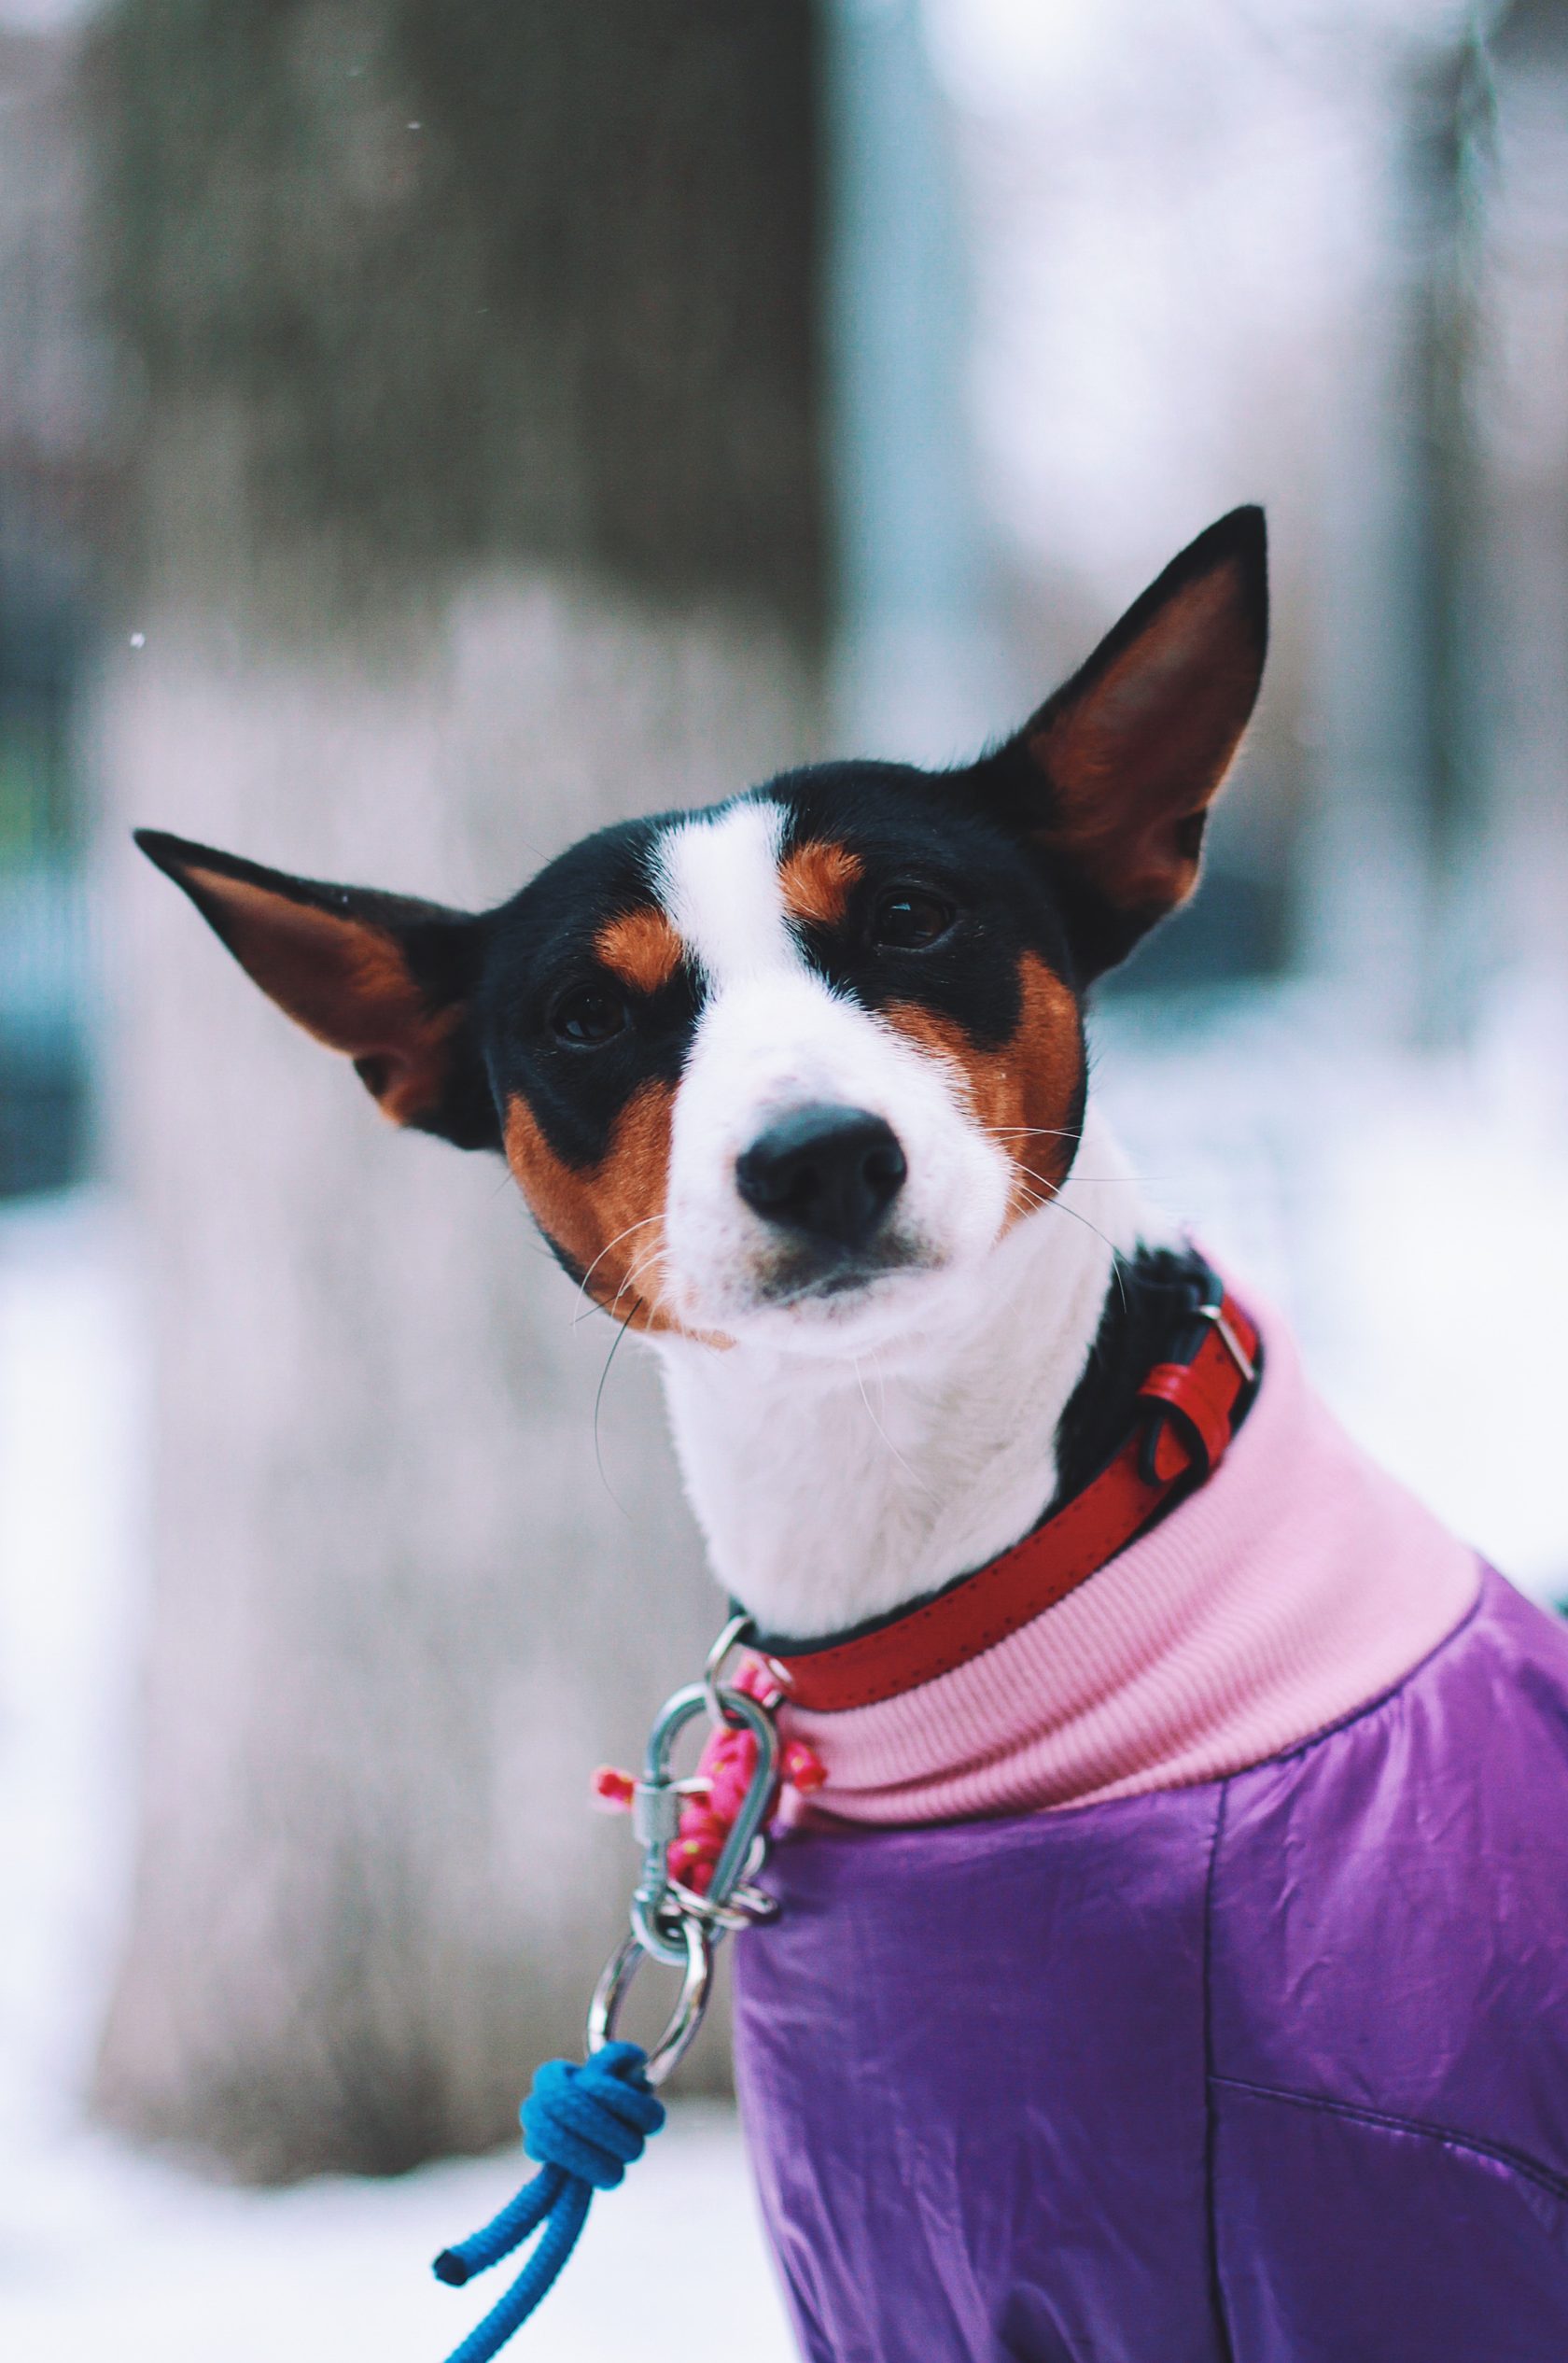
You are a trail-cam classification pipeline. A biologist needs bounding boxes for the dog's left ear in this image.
[133,829,500,1149]
[978,506,1267,978]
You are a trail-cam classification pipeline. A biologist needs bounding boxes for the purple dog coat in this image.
[735,1568,1568,2360]
[732,1305,1568,2359]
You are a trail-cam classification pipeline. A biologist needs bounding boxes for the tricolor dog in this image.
[139,511,1568,2363]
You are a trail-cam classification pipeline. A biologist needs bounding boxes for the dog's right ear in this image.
[133,830,499,1150]
[974,507,1268,980]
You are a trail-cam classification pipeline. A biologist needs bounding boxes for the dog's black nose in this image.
[735,1104,907,1251]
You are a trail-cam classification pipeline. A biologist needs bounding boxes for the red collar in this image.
[759,1271,1261,1715]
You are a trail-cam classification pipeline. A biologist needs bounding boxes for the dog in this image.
[138,509,1568,2362]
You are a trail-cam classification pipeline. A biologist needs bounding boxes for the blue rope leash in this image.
[432,2041,665,2362]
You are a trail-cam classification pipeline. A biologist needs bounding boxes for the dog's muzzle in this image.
[735,1102,907,1255]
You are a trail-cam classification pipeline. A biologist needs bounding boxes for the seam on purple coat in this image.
[1201,1779,1239,2363]
[1211,2075,1568,2204]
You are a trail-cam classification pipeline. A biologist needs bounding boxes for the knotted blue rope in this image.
[432,2041,665,2362]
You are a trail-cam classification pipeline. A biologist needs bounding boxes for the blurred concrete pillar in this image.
[91,1,824,2177]
[1294,76,1444,1037]
[1484,0,1568,1069]
[823,0,1002,764]
[1296,13,1519,1045]
[1403,23,1497,1042]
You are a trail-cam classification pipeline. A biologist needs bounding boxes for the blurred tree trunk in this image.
[1487,0,1568,1057]
[90,0,823,2179]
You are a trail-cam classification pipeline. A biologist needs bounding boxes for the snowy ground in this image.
[2,985,1565,2360]
[1,2109,794,2363]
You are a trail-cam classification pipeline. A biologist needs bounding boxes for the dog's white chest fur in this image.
[653,1105,1154,1637]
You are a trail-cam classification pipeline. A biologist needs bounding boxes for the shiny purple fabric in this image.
[733,1566,1568,2361]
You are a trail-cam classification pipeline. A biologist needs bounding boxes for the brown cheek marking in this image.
[780,840,862,931]
[189,869,457,1124]
[595,907,683,995]
[504,1081,686,1336]
[884,952,1084,1231]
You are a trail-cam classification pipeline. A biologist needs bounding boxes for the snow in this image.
[1,2111,794,2363]
[2,989,1564,2359]
[0,1195,140,2152]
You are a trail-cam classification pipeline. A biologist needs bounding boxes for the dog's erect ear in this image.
[133,830,499,1149]
[979,506,1267,978]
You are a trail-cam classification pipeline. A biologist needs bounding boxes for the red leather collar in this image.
[760,1273,1260,1716]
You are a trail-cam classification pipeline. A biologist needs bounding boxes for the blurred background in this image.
[2,0,1566,2355]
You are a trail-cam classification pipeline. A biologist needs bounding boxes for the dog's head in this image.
[137,508,1266,1356]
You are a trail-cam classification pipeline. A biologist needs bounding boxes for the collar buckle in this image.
[1193,1291,1258,1386]
[1136,1265,1259,1486]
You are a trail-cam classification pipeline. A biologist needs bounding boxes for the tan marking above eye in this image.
[504,1080,688,1335]
[882,951,1084,1229]
[779,840,862,932]
[594,907,683,996]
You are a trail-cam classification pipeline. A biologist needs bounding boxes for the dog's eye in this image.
[872,891,955,950]
[551,981,628,1046]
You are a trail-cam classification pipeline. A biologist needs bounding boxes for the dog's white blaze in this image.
[649,796,1016,1354]
[654,798,797,985]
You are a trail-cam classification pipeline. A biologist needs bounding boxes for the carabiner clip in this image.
[585,1624,783,2081]
[628,1673,779,1958]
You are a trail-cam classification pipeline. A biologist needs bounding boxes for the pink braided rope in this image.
[591,1655,825,1893]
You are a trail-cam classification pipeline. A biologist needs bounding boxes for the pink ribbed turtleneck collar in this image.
[785,1291,1480,1825]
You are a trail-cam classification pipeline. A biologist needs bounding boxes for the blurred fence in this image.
[0,862,88,1194]
[0,526,92,1197]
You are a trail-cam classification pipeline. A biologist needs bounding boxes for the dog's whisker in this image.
[1031,1203,1130,1308]
[591,1315,637,1520]
[1003,1160,1130,1313]
[573,1236,672,1350]
[851,1354,935,1496]
[609,1245,672,1326]
[572,1216,666,1323]
[980,1125,1085,1142]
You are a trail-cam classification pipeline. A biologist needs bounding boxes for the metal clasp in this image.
[585,1620,780,2087]
[1192,1287,1257,1385]
[586,1917,710,2089]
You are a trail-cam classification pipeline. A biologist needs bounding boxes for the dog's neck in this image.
[652,1103,1169,1639]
